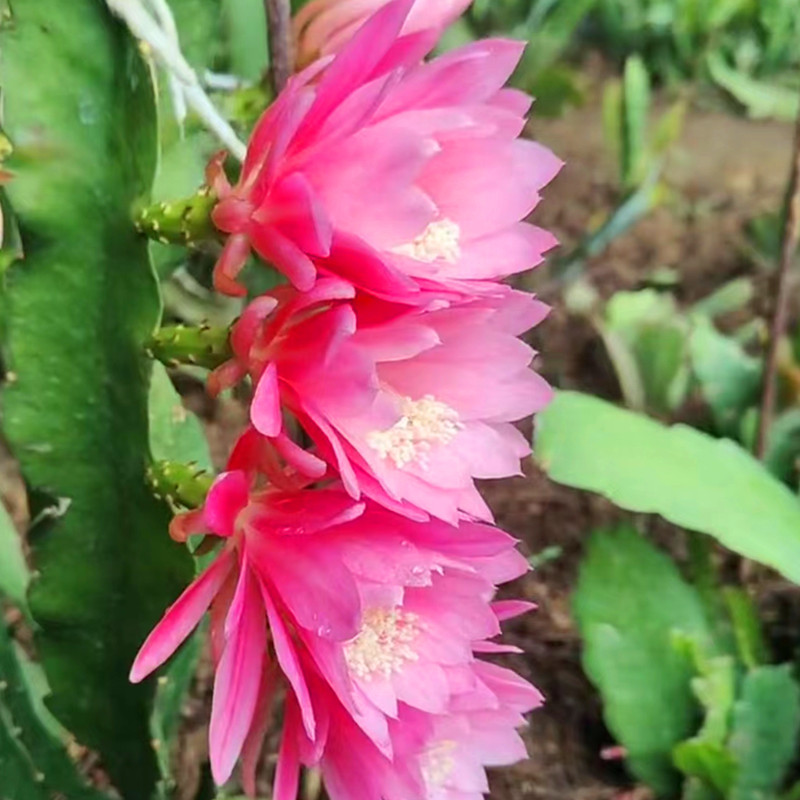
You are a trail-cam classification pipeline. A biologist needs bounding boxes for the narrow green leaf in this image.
[602,81,624,185]
[673,654,737,794]
[535,391,800,584]
[168,0,222,70]
[683,776,721,800]
[602,289,691,413]
[596,328,647,411]
[688,320,761,437]
[223,0,269,81]
[574,525,713,795]
[729,666,800,800]
[0,623,111,800]
[651,100,687,158]
[708,52,800,121]
[149,363,213,471]
[674,741,735,796]
[150,626,204,794]
[622,55,651,188]
[691,278,754,319]
[0,4,193,796]
[0,499,29,619]
[722,588,770,670]
[515,0,597,78]
[763,409,800,486]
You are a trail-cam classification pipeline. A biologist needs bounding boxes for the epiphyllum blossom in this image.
[130,469,537,792]
[209,280,551,523]
[293,0,471,68]
[279,661,542,800]
[209,0,561,300]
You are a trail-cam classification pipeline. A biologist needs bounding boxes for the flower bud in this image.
[293,0,471,67]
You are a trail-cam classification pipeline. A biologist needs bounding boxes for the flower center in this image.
[366,395,463,469]
[393,219,462,264]
[344,607,420,681]
[421,740,458,787]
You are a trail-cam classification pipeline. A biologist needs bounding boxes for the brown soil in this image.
[0,96,796,800]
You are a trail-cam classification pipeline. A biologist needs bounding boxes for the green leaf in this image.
[603,81,624,185]
[169,0,222,70]
[573,525,714,795]
[147,365,212,790]
[0,622,112,800]
[683,777,721,800]
[223,0,269,81]
[525,65,585,118]
[0,499,29,620]
[673,654,737,794]
[150,626,204,794]
[535,391,800,584]
[763,409,800,486]
[722,588,770,670]
[622,55,651,189]
[602,290,691,414]
[674,741,735,796]
[651,100,687,158]
[149,362,213,471]
[708,52,800,121]
[691,278,754,319]
[515,0,597,79]
[728,666,800,800]
[688,319,761,437]
[0,3,194,797]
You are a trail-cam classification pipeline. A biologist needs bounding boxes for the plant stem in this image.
[756,99,800,459]
[264,0,293,94]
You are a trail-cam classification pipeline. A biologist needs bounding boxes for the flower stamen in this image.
[393,218,462,264]
[344,607,420,680]
[367,395,463,469]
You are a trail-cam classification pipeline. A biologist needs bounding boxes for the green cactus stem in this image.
[147,323,232,369]
[136,186,218,246]
[148,460,215,511]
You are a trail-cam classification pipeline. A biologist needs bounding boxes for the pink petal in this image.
[209,567,267,785]
[230,295,279,357]
[249,534,361,641]
[258,172,333,258]
[260,583,317,740]
[274,698,302,800]
[213,234,250,297]
[130,549,235,683]
[472,641,523,654]
[249,224,318,291]
[241,667,278,797]
[203,471,250,538]
[493,599,537,621]
[274,432,328,478]
[252,362,283,437]
[300,0,414,136]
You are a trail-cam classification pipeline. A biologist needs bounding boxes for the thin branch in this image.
[106,0,246,160]
[755,99,800,458]
[264,0,294,95]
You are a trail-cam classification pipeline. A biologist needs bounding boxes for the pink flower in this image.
[293,0,472,69]
[209,281,550,523]
[130,468,536,792]
[208,0,560,301]
[277,654,542,800]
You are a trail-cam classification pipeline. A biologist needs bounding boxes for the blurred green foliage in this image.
[455,0,800,119]
[591,0,800,83]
